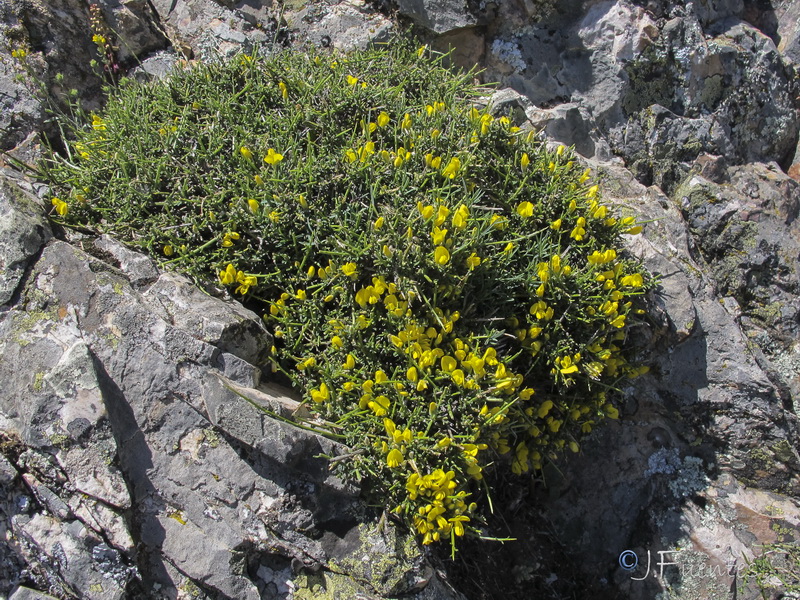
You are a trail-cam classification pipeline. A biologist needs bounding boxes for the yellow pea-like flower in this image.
[516,201,534,218]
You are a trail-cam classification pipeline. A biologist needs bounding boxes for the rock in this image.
[287,0,394,52]
[526,102,617,161]
[148,0,276,60]
[0,0,168,151]
[9,585,61,600]
[0,35,43,151]
[2,1,800,598]
[90,0,168,64]
[771,0,800,64]
[617,15,799,183]
[395,0,477,34]
[674,161,800,404]
[0,175,52,306]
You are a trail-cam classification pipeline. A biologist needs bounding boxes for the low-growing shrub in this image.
[41,41,651,550]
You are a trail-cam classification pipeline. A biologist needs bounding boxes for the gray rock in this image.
[148,0,274,60]
[287,0,394,52]
[0,176,51,306]
[616,15,799,184]
[9,586,60,600]
[773,0,800,64]
[396,0,477,34]
[674,161,800,403]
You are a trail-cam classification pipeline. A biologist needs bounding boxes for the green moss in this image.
[48,432,71,449]
[292,571,373,600]
[32,371,45,391]
[749,302,783,327]
[327,522,421,595]
[203,428,220,448]
[622,49,677,116]
[771,440,796,465]
[10,308,58,346]
[698,74,725,110]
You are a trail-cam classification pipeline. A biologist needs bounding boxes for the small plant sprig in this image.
[89,3,120,78]
[41,41,652,552]
[741,541,800,599]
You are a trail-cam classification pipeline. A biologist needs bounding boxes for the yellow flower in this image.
[247,198,259,213]
[254,174,264,185]
[346,74,359,87]
[557,355,579,374]
[434,246,450,265]
[310,382,330,403]
[490,215,507,230]
[234,271,257,295]
[387,448,404,468]
[377,112,390,127]
[268,210,280,223]
[520,152,530,171]
[240,146,253,160]
[263,148,284,165]
[219,263,236,285]
[51,197,68,216]
[516,201,534,217]
[278,81,288,99]
[466,253,481,270]
[418,203,434,220]
[331,335,343,349]
[440,355,457,372]
[343,354,356,370]
[91,115,106,131]
[221,231,240,247]
[373,216,385,230]
[431,226,447,245]
[341,262,358,277]
[452,204,469,230]
[441,157,461,179]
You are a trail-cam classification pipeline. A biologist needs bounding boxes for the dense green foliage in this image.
[42,42,651,549]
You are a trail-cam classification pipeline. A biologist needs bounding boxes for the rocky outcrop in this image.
[1,1,799,600]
